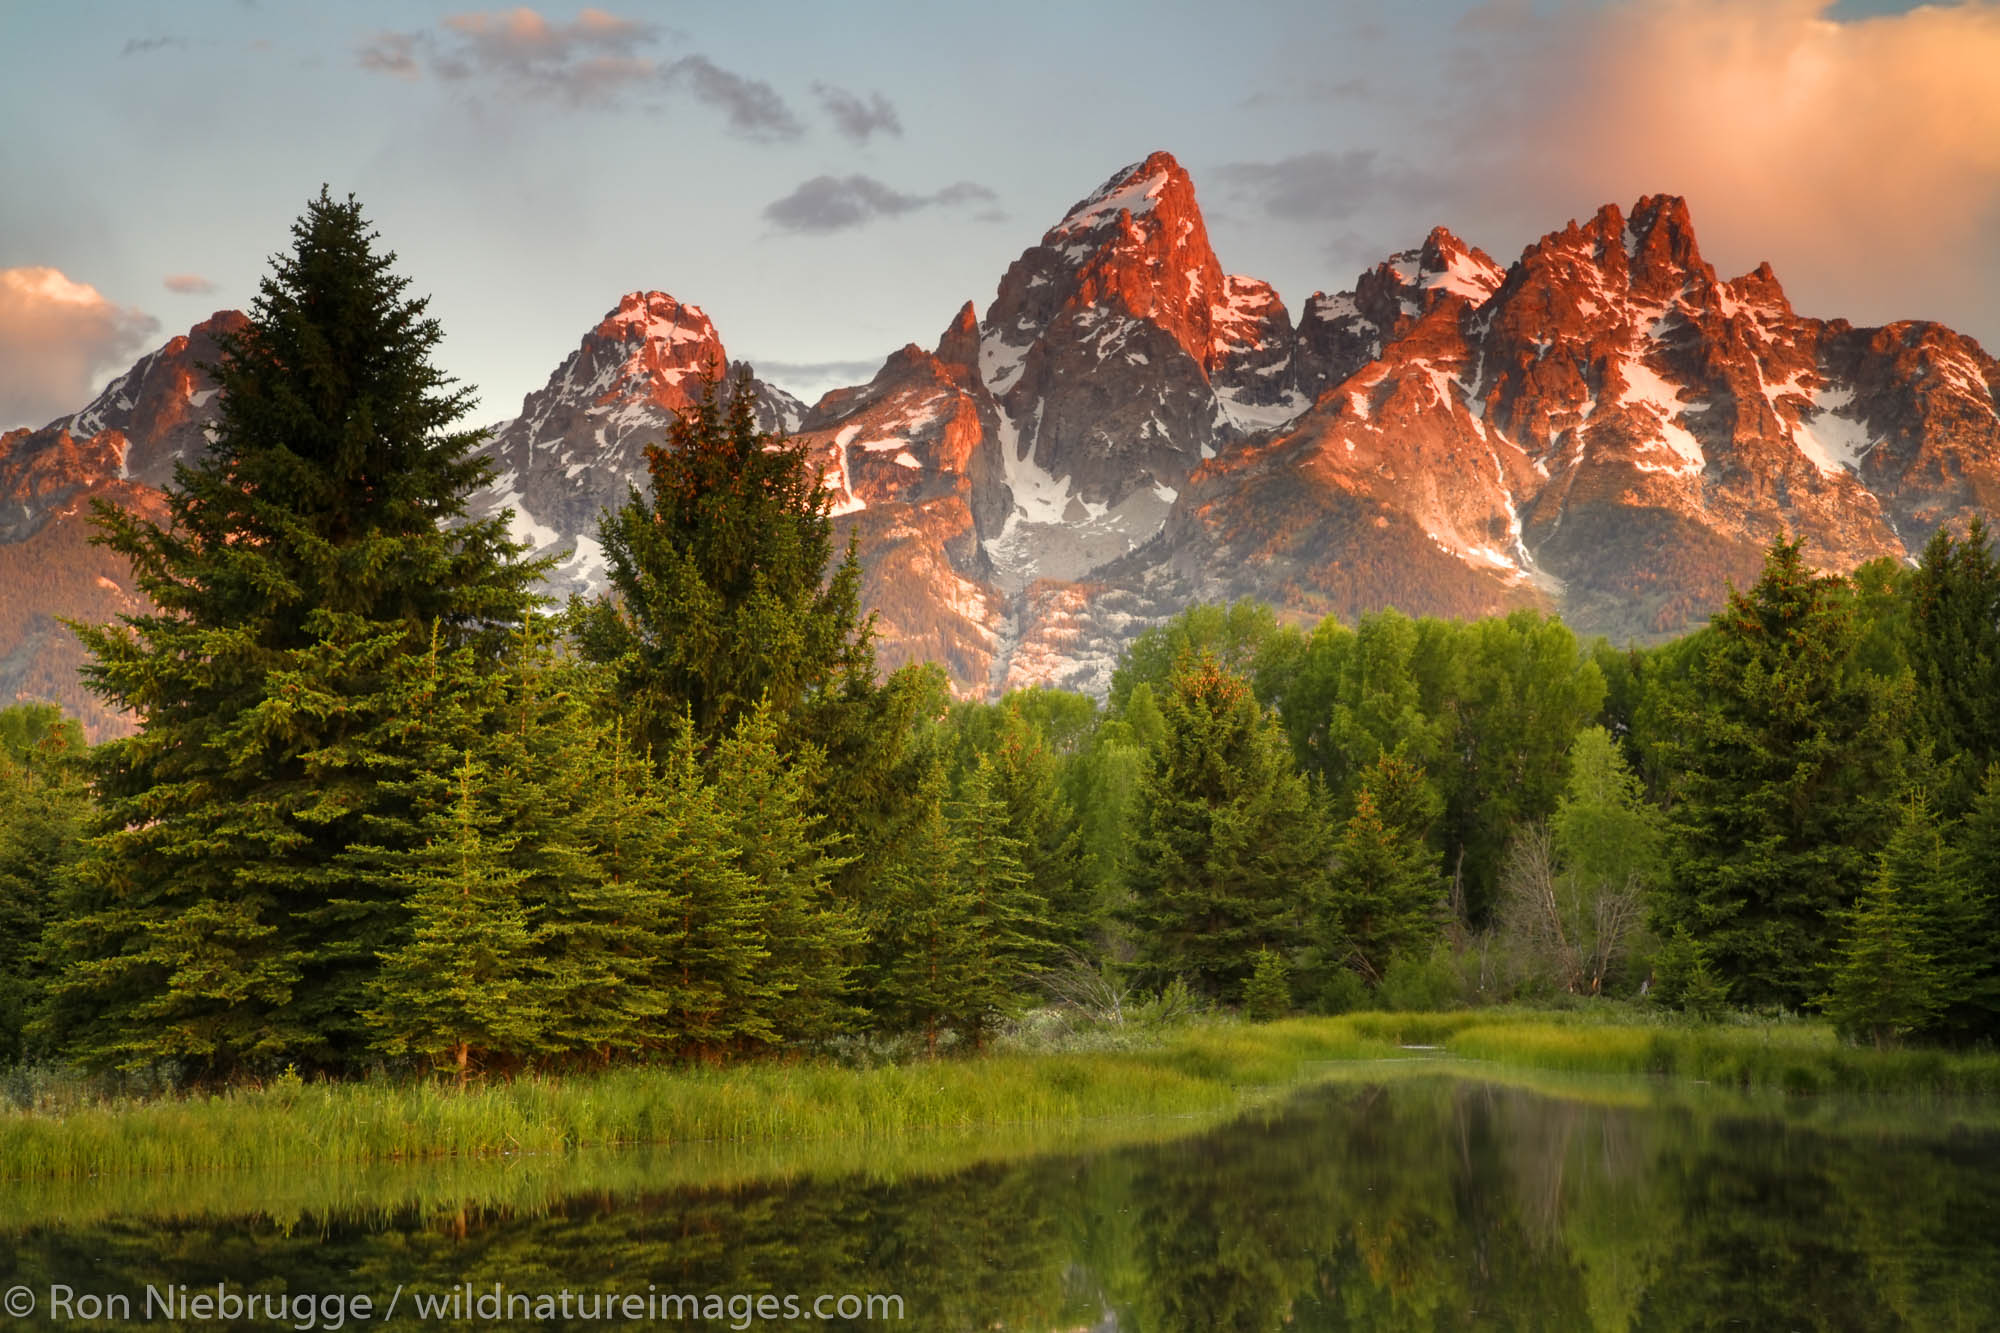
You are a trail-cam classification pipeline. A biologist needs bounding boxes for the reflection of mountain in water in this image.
[4,1077,1998,1329]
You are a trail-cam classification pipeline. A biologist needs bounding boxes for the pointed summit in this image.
[934,300,981,380]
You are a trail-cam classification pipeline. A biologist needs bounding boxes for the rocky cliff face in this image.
[6,155,1997,731]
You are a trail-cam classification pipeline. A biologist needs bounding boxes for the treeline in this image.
[0,191,1997,1084]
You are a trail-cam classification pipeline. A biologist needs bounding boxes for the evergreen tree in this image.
[982,707,1094,951]
[949,755,1047,1046]
[365,753,547,1083]
[866,759,983,1055]
[1906,517,2000,812]
[1125,656,1328,999]
[43,190,542,1076]
[0,705,91,1063]
[1316,789,1444,987]
[570,372,873,753]
[708,702,862,1047]
[1656,536,1909,1010]
[1242,948,1292,1021]
[1940,764,2000,1043]
[1821,795,1949,1049]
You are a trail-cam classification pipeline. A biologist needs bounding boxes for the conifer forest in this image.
[4,191,1999,1088]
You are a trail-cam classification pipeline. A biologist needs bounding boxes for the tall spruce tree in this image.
[570,372,874,753]
[1820,794,1950,1049]
[40,190,542,1076]
[1125,655,1328,999]
[1315,788,1444,987]
[0,705,91,1063]
[1906,517,2000,813]
[1656,536,1909,1010]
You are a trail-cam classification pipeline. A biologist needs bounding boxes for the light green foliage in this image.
[1657,537,1911,1010]
[365,754,546,1080]
[1108,601,1285,714]
[1242,948,1292,1020]
[1822,795,1950,1048]
[1125,656,1328,999]
[1493,726,1663,997]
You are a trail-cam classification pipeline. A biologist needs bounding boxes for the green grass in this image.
[4,1008,1998,1190]
[0,1018,1405,1186]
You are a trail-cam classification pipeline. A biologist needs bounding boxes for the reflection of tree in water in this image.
[5,1080,1999,1331]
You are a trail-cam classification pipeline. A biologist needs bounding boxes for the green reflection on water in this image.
[2,1074,1996,1331]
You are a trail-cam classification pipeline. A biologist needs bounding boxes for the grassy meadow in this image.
[5,1008,2000,1190]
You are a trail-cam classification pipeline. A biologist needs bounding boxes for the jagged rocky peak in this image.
[576,290,730,411]
[934,300,982,385]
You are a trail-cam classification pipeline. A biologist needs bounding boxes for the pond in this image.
[3,1072,1997,1330]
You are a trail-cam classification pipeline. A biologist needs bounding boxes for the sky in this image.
[4,0,1998,431]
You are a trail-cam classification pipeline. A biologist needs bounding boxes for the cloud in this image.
[762,176,999,234]
[1214,150,1440,223]
[749,357,886,402]
[663,56,803,140]
[0,268,159,430]
[1430,0,2000,339]
[356,9,802,136]
[163,274,217,295]
[814,83,902,142]
[120,35,185,57]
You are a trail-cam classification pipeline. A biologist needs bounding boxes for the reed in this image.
[0,1018,1406,1184]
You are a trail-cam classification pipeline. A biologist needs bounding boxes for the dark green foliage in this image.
[43,191,542,1078]
[1125,656,1327,998]
[1821,795,1948,1049]
[1940,765,2000,1042]
[1315,789,1444,986]
[1906,517,2000,813]
[1656,537,1911,1011]
[0,706,91,1063]
[570,372,873,753]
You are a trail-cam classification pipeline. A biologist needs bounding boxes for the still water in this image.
[3,1073,1998,1330]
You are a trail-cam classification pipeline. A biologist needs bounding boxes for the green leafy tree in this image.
[41,190,542,1076]
[1126,656,1328,999]
[1656,536,1910,1010]
[1939,764,2000,1043]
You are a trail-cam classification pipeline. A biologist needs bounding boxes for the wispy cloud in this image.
[163,274,217,295]
[120,35,185,57]
[1214,150,1439,223]
[813,83,901,143]
[0,268,158,430]
[763,175,998,234]
[356,8,802,137]
[750,357,885,402]
[663,55,802,140]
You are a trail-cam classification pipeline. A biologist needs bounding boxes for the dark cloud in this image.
[163,273,217,295]
[355,9,802,137]
[813,83,902,143]
[664,56,802,140]
[762,176,999,234]
[120,35,185,57]
[1213,150,1440,223]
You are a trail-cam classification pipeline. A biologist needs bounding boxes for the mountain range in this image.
[5,150,1997,738]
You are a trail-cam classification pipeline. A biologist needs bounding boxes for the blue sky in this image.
[4,0,1997,429]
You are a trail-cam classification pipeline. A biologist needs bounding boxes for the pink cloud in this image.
[0,268,159,431]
